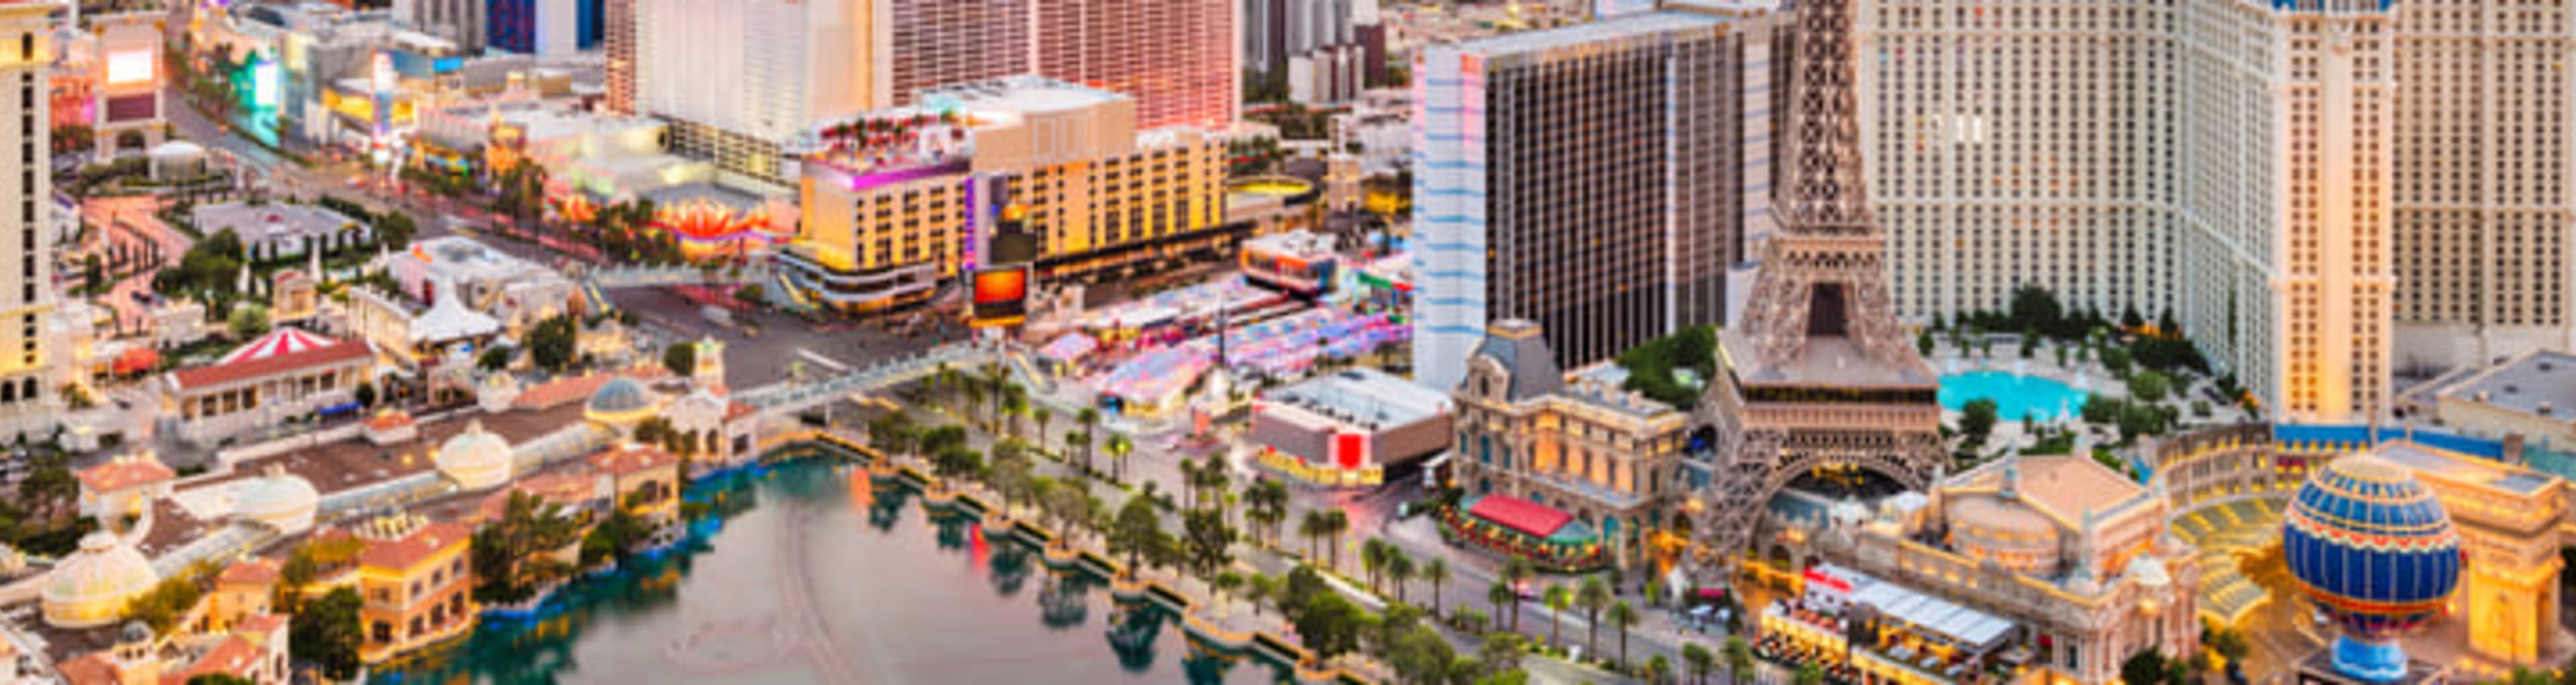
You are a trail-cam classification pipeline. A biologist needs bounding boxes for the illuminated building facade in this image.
[0,1,61,442]
[1448,321,1689,570]
[1861,0,2427,422]
[88,14,163,163]
[2387,0,2576,371]
[633,0,885,185]
[350,516,476,664]
[1765,455,2202,684]
[2154,425,2576,671]
[886,0,1030,107]
[786,76,1224,312]
[1410,5,1780,392]
[1034,0,1235,129]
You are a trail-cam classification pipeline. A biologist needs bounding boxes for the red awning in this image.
[1466,494,1574,539]
[113,347,160,375]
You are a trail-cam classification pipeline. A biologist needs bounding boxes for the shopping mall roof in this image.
[1264,368,1450,431]
[2432,349,2576,422]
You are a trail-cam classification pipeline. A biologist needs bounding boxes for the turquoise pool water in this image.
[1939,371,2090,422]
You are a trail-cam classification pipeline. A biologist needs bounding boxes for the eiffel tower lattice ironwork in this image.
[1683,0,1947,578]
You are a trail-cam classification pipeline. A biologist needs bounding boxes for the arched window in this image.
[1479,435,1492,464]
[17,34,28,61]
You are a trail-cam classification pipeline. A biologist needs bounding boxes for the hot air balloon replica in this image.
[2281,454,2463,683]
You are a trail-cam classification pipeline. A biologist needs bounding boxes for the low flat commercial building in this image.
[191,202,372,262]
[1250,368,1450,488]
[160,327,373,445]
[2406,349,2576,454]
[784,76,1227,312]
[386,236,574,333]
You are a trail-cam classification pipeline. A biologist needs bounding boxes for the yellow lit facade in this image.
[785,77,1226,313]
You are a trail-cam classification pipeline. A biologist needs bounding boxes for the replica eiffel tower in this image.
[1685,0,1948,576]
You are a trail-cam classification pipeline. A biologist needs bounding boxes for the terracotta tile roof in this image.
[724,401,758,421]
[589,443,678,476]
[216,558,280,587]
[235,613,290,639]
[1466,494,1574,539]
[164,636,262,684]
[56,652,119,685]
[515,373,612,410]
[359,521,472,571]
[77,457,175,492]
[168,331,372,392]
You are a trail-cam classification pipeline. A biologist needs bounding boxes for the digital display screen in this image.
[973,268,1026,305]
[105,50,154,85]
[104,94,156,123]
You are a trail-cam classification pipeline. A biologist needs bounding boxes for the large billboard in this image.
[969,265,1030,327]
[105,50,154,86]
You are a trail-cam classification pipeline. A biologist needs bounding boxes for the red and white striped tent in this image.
[217,327,344,366]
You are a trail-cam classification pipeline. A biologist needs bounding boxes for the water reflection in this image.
[378,458,1295,684]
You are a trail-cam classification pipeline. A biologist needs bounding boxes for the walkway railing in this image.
[737,342,994,416]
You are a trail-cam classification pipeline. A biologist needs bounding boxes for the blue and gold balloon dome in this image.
[2281,454,2463,682]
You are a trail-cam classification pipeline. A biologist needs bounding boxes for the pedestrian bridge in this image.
[737,342,998,416]
[580,264,772,289]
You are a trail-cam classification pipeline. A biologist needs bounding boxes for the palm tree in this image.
[1499,560,1534,632]
[1360,538,1391,592]
[1682,643,1713,685]
[1723,635,1754,685]
[1322,509,1350,572]
[1075,407,1101,476]
[1422,557,1450,617]
[1033,406,1053,451]
[1176,458,1203,510]
[1609,600,1641,670]
[1298,509,1332,561]
[999,383,1029,439]
[962,376,987,425]
[1244,480,1289,547]
[1792,662,1824,685]
[1542,584,1570,649]
[1104,433,1134,483]
[1244,572,1276,617]
[1648,655,1675,685]
[1576,577,1611,657]
[1385,551,1415,604]
[1487,580,1517,633]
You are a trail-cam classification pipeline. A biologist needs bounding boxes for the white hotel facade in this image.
[1860,0,2570,423]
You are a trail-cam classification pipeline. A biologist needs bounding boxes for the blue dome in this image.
[2281,455,2461,641]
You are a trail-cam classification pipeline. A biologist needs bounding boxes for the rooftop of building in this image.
[1719,330,1938,388]
[186,403,589,498]
[402,235,560,284]
[2430,348,2576,421]
[918,76,1128,116]
[1243,229,1338,258]
[1554,364,1682,419]
[1437,8,1739,58]
[1265,368,1452,429]
[2370,440,2560,496]
[1949,454,2151,527]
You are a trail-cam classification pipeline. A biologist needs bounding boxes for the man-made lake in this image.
[377,458,1292,684]
[1938,370,2090,422]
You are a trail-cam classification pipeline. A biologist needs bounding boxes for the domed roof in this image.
[42,533,160,628]
[2125,556,2171,588]
[435,420,515,490]
[233,467,319,531]
[585,376,658,423]
[2282,454,2463,640]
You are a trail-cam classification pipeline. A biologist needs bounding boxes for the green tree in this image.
[1181,508,1234,576]
[227,302,270,339]
[2101,346,2133,376]
[1385,551,1416,604]
[476,344,513,372]
[1299,509,1332,562]
[2121,649,2171,685]
[1104,433,1134,483]
[1384,623,1458,685]
[1916,329,1935,357]
[375,208,419,249]
[1960,397,2000,445]
[1792,662,1824,685]
[292,586,364,680]
[1724,635,1755,684]
[1245,478,1290,549]
[1607,600,1641,669]
[2009,284,2065,335]
[1421,556,1450,617]
[1542,583,1570,649]
[1576,576,1611,657]
[930,445,982,484]
[1296,592,1368,662]
[1488,580,1518,633]
[1108,493,1163,577]
[661,342,696,378]
[2131,369,2173,404]
[187,675,258,685]
[1479,632,1527,676]
[1322,509,1350,572]
[1682,641,1713,685]
[527,315,578,372]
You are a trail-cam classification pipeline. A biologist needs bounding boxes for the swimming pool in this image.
[1939,370,2090,422]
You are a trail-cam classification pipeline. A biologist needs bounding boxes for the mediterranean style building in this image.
[1854,0,2563,423]
[1410,3,1784,391]
[1449,320,1690,570]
